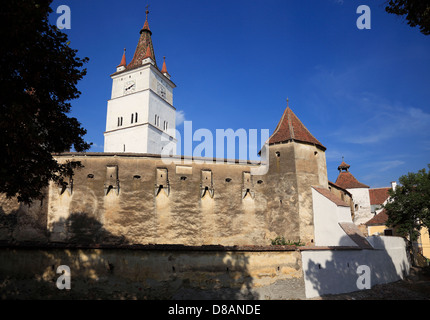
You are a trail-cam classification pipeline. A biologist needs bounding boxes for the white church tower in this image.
[104,9,176,155]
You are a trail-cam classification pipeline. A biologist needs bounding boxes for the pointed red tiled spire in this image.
[141,9,151,34]
[127,9,157,69]
[117,48,127,68]
[161,56,168,74]
[268,102,326,150]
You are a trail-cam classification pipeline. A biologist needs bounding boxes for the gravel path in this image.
[311,266,430,300]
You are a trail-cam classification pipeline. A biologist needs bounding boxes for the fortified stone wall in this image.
[0,141,328,247]
[0,245,306,300]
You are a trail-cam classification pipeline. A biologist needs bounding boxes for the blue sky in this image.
[50,0,430,188]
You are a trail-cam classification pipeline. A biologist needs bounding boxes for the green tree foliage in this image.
[0,0,90,204]
[385,0,430,35]
[384,164,430,241]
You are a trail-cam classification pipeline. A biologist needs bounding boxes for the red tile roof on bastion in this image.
[268,106,326,150]
[335,171,370,189]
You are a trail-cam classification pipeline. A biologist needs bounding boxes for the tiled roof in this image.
[365,209,389,226]
[338,161,350,171]
[127,11,157,70]
[268,107,326,150]
[339,222,373,249]
[369,187,390,205]
[313,186,350,207]
[335,171,369,189]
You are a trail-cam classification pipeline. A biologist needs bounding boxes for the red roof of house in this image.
[335,171,369,189]
[365,209,389,226]
[369,187,390,205]
[268,107,326,150]
[313,186,350,207]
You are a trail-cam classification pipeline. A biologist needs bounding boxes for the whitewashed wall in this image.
[348,188,372,225]
[311,188,357,247]
[301,236,410,298]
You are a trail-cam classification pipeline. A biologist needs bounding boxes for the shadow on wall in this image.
[53,213,128,245]
[302,235,410,299]
[0,195,49,242]
[0,212,257,300]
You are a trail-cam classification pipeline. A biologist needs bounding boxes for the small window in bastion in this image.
[155,168,169,196]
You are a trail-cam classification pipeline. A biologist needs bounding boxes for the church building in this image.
[104,10,176,155]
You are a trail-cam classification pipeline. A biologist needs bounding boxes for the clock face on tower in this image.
[157,81,166,99]
[124,80,136,95]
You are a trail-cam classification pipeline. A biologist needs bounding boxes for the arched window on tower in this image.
[135,112,138,123]
[131,113,134,124]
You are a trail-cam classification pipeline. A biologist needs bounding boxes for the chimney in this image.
[391,181,397,191]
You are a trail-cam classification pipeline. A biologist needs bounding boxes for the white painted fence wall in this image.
[301,236,411,298]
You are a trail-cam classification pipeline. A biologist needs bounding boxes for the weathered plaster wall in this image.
[47,154,281,246]
[44,142,328,247]
[0,246,306,300]
[0,194,48,243]
[348,188,372,225]
[266,142,328,245]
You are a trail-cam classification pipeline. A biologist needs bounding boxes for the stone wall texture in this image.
[0,246,306,300]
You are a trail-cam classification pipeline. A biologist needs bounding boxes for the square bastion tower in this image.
[104,10,176,155]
